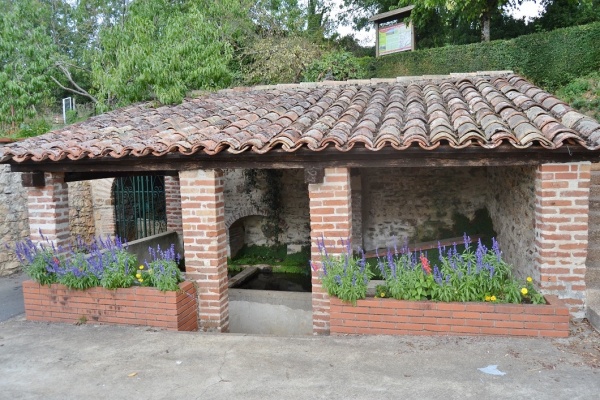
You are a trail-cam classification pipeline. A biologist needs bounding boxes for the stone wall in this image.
[359,167,489,251]
[0,165,29,276]
[486,166,536,279]
[68,181,95,244]
[223,169,310,254]
[90,178,115,237]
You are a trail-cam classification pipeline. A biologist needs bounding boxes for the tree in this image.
[91,0,251,108]
[0,0,56,133]
[533,0,600,31]
[344,0,528,42]
[407,0,527,42]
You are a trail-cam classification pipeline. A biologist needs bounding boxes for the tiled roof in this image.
[2,72,600,163]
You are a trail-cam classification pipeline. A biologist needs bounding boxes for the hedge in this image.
[375,22,600,91]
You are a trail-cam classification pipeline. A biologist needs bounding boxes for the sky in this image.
[332,0,545,46]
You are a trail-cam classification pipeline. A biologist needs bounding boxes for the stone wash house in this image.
[2,71,600,334]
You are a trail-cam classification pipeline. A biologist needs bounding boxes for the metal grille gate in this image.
[114,175,167,242]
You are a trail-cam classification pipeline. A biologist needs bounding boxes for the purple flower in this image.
[492,237,502,262]
[433,266,443,285]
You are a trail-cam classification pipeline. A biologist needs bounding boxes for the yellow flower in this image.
[527,276,533,283]
[521,287,528,295]
[380,293,386,298]
[138,278,144,283]
[490,296,497,302]
[139,265,144,270]
[136,273,141,279]
[485,295,491,302]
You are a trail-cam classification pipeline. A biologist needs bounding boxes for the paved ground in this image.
[0,271,26,321]
[0,316,599,400]
[1,273,599,399]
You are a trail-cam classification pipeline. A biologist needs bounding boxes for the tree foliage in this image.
[0,0,55,132]
[92,0,250,108]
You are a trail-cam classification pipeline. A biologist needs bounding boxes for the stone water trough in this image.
[228,266,312,335]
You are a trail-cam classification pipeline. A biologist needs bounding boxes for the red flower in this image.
[420,254,432,275]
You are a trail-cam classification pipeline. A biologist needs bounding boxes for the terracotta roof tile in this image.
[2,72,600,163]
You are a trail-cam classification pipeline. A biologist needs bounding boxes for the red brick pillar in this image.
[164,175,183,236]
[309,167,352,335]
[179,169,229,332]
[534,162,591,318]
[26,172,70,254]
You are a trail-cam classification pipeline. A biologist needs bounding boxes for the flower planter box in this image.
[22,280,198,331]
[330,295,570,338]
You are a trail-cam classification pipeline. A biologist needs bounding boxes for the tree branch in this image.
[52,62,98,104]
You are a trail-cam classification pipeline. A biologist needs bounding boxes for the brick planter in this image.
[22,280,198,331]
[330,295,570,338]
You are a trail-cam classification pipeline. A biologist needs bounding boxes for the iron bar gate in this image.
[114,175,167,242]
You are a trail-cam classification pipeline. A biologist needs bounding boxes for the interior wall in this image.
[359,167,489,251]
[486,166,537,280]
[223,169,310,253]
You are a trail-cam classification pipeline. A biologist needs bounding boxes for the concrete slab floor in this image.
[0,317,599,400]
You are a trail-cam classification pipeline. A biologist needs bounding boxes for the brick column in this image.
[179,169,229,332]
[309,167,352,335]
[26,172,70,254]
[164,175,183,236]
[534,162,591,318]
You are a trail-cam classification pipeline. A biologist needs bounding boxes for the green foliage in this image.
[66,110,78,124]
[228,244,310,270]
[99,249,137,289]
[23,251,59,286]
[303,51,374,81]
[240,35,323,85]
[534,0,600,32]
[376,22,600,91]
[59,252,101,290]
[92,0,240,108]
[137,244,183,292]
[0,0,55,132]
[556,71,600,120]
[374,238,546,304]
[316,240,372,305]
[14,118,52,138]
[15,236,183,292]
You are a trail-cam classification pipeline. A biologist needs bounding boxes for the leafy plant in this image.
[139,244,182,292]
[317,234,546,305]
[374,235,546,304]
[313,237,372,305]
[13,234,183,292]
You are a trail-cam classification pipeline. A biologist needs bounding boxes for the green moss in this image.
[228,244,310,273]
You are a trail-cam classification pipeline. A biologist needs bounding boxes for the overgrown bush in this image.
[15,118,51,138]
[302,51,374,82]
[556,72,600,120]
[376,22,600,91]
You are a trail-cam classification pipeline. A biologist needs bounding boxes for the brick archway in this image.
[225,206,269,229]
